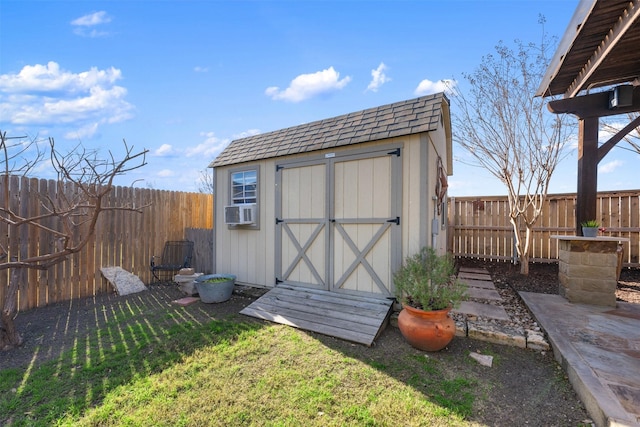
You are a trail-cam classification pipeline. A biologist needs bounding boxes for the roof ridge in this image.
[210,93,447,168]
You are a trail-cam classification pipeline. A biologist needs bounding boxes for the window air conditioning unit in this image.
[224,204,256,225]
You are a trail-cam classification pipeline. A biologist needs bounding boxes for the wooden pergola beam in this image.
[549,86,640,234]
[548,86,640,118]
[576,117,599,233]
[566,0,640,97]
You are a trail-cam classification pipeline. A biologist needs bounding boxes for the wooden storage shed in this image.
[209,93,452,301]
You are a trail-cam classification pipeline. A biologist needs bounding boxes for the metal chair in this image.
[150,240,194,283]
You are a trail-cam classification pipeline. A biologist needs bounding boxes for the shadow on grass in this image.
[1,284,587,426]
[0,285,265,426]
[308,324,588,427]
[309,328,478,420]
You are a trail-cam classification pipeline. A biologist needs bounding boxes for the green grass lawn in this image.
[1,287,591,427]
[1,309,477,426]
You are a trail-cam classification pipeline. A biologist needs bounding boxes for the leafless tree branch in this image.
[601,112,640,155]
[450,19,575,275]
[0,130,149,350]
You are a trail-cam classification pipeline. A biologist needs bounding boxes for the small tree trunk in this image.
[1,260,24,350]
[510,218,532,276]
[518,226,532,276]
[519,252,530,275]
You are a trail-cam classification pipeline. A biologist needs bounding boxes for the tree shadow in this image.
[308,323,588,426]
[0,284,588,426]
[0,285,265,424]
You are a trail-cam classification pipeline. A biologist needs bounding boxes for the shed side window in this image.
[231,170,257,204]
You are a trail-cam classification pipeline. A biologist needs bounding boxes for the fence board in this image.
[186,227,214,274]
[45,179,56,305]
[631,195,640,265]
[0,176,213,311]
[0,176,7,304]
[37,179,48,306]
[450,190,640,267]
[18,177,29,311]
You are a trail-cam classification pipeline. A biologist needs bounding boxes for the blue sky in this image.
[1,0,637,195]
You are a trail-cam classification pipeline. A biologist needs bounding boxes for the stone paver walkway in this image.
[464,287,502,301]
[452,266,549,351]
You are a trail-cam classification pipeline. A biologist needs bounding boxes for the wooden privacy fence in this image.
[0,175,213,312]
[449,190,640,267]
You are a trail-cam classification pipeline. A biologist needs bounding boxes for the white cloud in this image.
[415,78,457,96]
[0,62,121,93]
[567,133,580,150]
[157,169,175,178]
[233,129,260,139]
[71,11,112,37]
[366,63,391,92]
[194,66,209,73]
[599,160,623,174]
[266,66,351,102]
[599,120,640,141]
[155,144,175,157]
[71,11,111,26]
[184,132,230,158]
[600,127,618,142]
[152,129,260,166]
[0,61,133,134]
[64,122,99,140]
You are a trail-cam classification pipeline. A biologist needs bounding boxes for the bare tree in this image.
[197,168,214,194]
[451,24,574,275]
[0,130,148,350]
[602,112,640,155]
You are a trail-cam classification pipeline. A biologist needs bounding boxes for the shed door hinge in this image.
[387,148,401,157]
[387,216,400,225]
[276,218,283,224]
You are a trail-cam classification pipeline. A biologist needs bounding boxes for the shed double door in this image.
[275,147,402,297]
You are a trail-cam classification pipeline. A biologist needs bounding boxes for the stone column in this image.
[553,236,628,307]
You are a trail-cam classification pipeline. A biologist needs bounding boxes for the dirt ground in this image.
[2,261,639,426]
[471,260,640,304]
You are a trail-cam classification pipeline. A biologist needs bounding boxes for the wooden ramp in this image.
[240,286,394,346]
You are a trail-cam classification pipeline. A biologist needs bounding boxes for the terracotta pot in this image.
[397,304,456,352]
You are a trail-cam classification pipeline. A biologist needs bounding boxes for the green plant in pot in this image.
[580,219,600,238]
[195,274,236,303]
[394,247,466,351]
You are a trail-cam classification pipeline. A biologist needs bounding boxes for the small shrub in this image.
[580,219,599,228]
[204,277,232,284]
[394,247,467,311]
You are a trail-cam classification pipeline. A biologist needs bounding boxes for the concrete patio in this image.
[520,292,640,427]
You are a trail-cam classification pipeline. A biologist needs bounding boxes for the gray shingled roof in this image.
[210,93,448,168]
